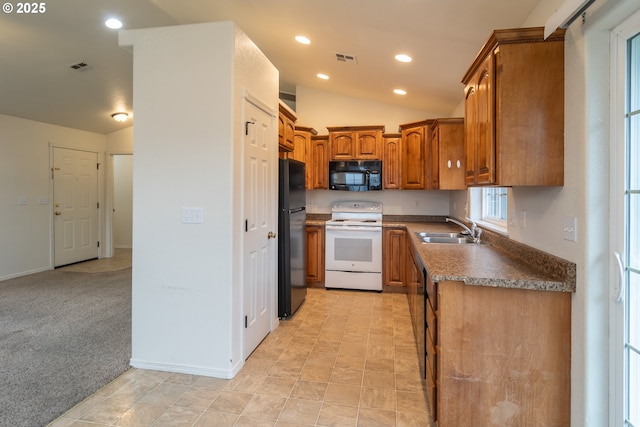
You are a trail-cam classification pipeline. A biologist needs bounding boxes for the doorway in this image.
[104,153,133,259]
[52,147,99,267]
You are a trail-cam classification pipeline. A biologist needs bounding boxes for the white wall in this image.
[0,114,106,280]
[120,21,278,378]
[113,155,133,248]
[105,126,133,153]
[296,85,439,131]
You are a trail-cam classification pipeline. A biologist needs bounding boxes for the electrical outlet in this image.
[563,217,577,241]
[519,210,527,228]
[415,200,420,208]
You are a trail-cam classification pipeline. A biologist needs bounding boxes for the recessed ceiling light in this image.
[395,54,412,63]
[105,18,123,29]
[317,73,329,80]
[295,35,311,45]
[393,89,407,95]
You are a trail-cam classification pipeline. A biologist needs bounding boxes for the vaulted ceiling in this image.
[0,0,541,134]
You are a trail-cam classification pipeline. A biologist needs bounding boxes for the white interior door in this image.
[243,96,276,359]
[53,147,99,267]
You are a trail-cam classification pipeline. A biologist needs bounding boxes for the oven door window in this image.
[325,228,382,273]
[334,237,372,262]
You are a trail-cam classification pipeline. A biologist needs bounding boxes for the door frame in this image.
[241,90,278,360]
[49,144,104,267]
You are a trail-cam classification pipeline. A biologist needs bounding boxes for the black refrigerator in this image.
[278,158,307,319]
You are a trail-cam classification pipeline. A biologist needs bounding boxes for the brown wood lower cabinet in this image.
[306,224,325,286]
[383,227,406,291]
[431,279,571,426]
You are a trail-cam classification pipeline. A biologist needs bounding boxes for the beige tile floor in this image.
[49,286,433,427]
[60,248,132,273]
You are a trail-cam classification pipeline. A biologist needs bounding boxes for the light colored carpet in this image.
[0,255,131,427]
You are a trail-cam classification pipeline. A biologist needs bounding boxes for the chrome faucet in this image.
[446,217,482,243]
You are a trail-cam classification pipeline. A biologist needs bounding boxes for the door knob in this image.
[55,211,61,216]
[268,231,276,239]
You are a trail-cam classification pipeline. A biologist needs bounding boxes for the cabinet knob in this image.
[268,231,277,239]
[55,211,61,216]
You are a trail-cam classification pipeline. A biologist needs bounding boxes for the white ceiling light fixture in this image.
[317,73,329,80]
[295,35,311,45]
[105,18,123,29]
[395,54,412,63]
[393,89,407,95]
[111,112,128,122]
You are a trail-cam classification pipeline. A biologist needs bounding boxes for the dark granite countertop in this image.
[403,222,575,292]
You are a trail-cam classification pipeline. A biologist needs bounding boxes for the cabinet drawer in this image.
[427,299,437,346]
[426,332,437,383]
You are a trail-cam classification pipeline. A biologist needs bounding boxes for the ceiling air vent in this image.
[335,53,357,64]
[69,62,90,71]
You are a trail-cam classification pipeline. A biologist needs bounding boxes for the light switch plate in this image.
[563,217,577,241]
[182,207,203,224]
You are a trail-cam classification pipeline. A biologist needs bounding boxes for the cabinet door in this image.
[306,225,325,284]
[383,228,406,288]
[438,122,466,190]
[465,54,496,185]
[401,126,426,189]
[355,130,382,159]
[292,131,307,164]
[464,83,478,185]
[278,114,286,149]
[475,55,495,185]
[329,132,355,160]
[311,136,329,189]
[383,136,402,189]
[284,119,295,152]
[430,127,440,189]
[278,108,296,152]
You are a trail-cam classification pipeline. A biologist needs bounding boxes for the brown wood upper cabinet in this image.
[399,120,433,189]
[327,125,384,160]
[430,118,465,190]
[292,126,318,188]
[462,27,565,186]
[309,135,329,189]
[278,101,296,152]
[382,133,402,189]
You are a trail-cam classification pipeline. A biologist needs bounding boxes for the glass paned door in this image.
[624,31,640,427]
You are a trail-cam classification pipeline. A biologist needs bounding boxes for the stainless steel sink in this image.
[415,231,472,244]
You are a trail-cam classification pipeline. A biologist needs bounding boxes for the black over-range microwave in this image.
[328,160,382,191]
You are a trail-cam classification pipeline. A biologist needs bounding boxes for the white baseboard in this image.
[0,266,52,282]
[129,358,243,379]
